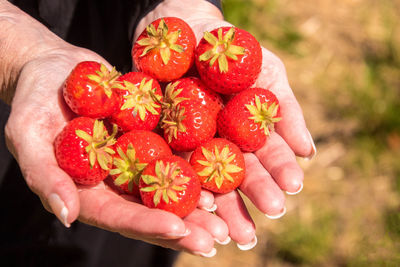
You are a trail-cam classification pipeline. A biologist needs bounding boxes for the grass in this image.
[349,40,400,137]
[385,209,400,239]
[222,0,303,55]
[268,209,336,265]
[325,5,400,261]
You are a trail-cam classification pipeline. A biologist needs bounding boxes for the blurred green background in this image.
[177,0,400,266]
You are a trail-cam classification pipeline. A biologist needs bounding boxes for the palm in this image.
[5,48,228,255]
[182,21,316,247]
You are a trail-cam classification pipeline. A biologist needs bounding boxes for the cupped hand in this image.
[4,45,227,256]
[130,0,316,250]
[184,17,317,248]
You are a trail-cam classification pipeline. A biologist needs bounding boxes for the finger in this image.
[255,132,304,194]
[146,221,216,257]
[214,191,257,250]
[256,47,316,159]
[81,191,217,257]
[198,189,217,212]
[241,153,286,218]
[184,209,229,245]
[78,189,189,239]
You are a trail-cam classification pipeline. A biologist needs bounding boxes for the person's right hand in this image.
[4,43,227,257]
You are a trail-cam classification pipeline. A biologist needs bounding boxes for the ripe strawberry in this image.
[195,27,262,94]
[109,130,172,197]
[163,77,223,118]
[63,61,123,118]
[139,155,201,218]
[110,72,163,132]
[161,102,216,152]
[132,17,196,82]
[190,138,245,193]
[54,117,117,185]
[217,88,281,152]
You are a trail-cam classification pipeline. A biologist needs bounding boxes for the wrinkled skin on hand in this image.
[5,46,229,256]
[132,0,316,249]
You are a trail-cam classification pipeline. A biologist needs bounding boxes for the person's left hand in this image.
[134,0,316,250]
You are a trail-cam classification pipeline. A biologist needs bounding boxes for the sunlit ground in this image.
[176,0,400,266]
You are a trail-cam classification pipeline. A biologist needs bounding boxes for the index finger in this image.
[78,189,189,240]
[256,47,316,159]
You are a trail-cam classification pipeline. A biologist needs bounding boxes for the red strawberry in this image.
[110,72,163,132]
[190,138,245,193]
[195,27,262,95]
[54,117,117,185]
[132,17,196,82]
[63,61,123,118]
[161,102,216,152]
[139,155,201,218]
[109,130,172,196]
[217,88,281,152]
[163,77,223,118]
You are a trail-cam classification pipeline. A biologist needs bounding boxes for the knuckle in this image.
[23,170,39,194]
[268,196,285,213]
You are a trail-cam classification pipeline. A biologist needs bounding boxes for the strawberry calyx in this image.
[75,120,117,170]
[137,19,184,65]
[245,95,282,136]
[197,145,242,188]
[161,105,187,143]
[151,81,188,123]
[120,78,161,121]
[110,144,148,192]
[163,81,189,108]
[199,27,245,73]
[87,64,124,98]
[140,160,190,206]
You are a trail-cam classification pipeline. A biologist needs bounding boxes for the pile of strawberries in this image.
[54,17,281,218]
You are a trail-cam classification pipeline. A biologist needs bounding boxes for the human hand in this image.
[4,44,228,257]
[134,0,316,250]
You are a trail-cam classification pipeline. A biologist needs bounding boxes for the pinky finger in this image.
[197,190,216,212]
[146,222,216,257]
[214,191,257,250]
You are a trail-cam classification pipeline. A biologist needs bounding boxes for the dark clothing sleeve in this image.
[9,0,163,73]
[9,0,222,73]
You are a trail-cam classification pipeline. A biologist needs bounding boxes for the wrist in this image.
[0,1,67,104]
[134,0,227,42]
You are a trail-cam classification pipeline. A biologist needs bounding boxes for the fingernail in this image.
[202,203,217,212]
[194,248,217,258]
[215,236,231,245]
[236,236,257,251]
[163,228,191,239]
[305,130,317,161]
[48,193,70,228]
[265,206,287,219]
[286,183,304,195]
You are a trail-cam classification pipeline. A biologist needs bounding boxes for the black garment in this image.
[0,0,217,266]
[9,0,164,73]
[9,0,222,73]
